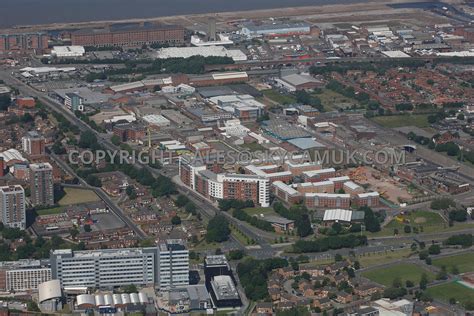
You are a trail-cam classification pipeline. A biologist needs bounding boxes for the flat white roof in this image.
[383,50,411,58]
[323,209,352,222]
[344,181,361,190]
[156,46,247,61]
[273,181,299,196]
[358,192,380,198]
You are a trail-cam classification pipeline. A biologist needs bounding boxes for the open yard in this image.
[427,282,474,308]
[36,206,66,216]
[357,248,414,268]
[262,89,296,105]
[314,88,359,111]
[368,220,474,238]
[240,142,267,152]
[361,263,435,287]
[243,207,275,216]
[347,166,412,203]
[370,114,430,128]
[384,210,445,233]
[58,188,100,206]
[432,253,474,274]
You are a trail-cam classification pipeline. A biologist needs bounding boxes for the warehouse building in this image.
[156,46,247,61]
[71,23,184,47]
[51,46,85,57]
[241,21,311,38]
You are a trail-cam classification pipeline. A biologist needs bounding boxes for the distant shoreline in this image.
[0,0,432,30]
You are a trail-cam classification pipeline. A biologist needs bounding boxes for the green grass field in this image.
[243,207,275,216]
[367,221,474,238]
[262,89,296,105]
[371,114,430,128]
[427,282,474,308]
[315,88,358,111]
[58,188,100,206]
[361,263,435,287]
[432,253,474,274]
[36,206,66,216]
[240,142,266,152]
[385,210,445,232]
[357,248,414,268]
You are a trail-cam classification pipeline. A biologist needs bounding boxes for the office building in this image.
[204,256,241,308]
[0,185,26,229]
[157,239,189,288]
[50,248,157,288]
[71,23,184,47]
[0,259,51,292]
[0,32,49,54]
[29,163,54,207]
[64,93,84,112]
[209,275,241,308]
[22,131,46,156]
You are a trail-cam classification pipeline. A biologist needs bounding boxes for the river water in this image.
[0,0,370,28]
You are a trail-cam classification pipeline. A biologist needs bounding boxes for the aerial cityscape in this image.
[0,0,473,315]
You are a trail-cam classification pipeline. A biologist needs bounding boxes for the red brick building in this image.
[0,32,49,54]
[112,123,145,142]
[71,24,185,47]
[304,193,351,209]
[16,97,36,108]
[353,192,380,207]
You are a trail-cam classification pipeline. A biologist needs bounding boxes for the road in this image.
[49,151,148,239]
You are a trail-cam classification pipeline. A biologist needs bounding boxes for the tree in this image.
[70,227,79,239]
[436,266,448,280]
[84,224,92,232]
[392,277,402,288]
[123,284,137,293]
[334,253,343,262]
[296,214,313,237]
[111,134,121,145]
[206,215,231,243]
[353,261,360,270]
[0,94,11,111]
[27,301,40,312]
[405,280,414,288]
[360,206,381,232]
[404,225,412,233]
[227,249,245,260]
[171,215,181,225]
[449,209,467,222]
[425,257,432,265]
[332,222,343,235]
[430,198,455,210]
[419,273,428,290]
[184,202,196,215]
[428,244,441,255]
[451,265,459,275]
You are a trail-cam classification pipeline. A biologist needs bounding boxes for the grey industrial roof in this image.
[288,138,326,150]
